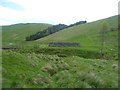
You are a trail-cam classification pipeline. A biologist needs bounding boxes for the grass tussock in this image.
[2,50,118,88]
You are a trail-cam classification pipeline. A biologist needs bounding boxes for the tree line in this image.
[26,21,87,41]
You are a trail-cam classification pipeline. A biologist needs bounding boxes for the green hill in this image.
[2,23,52,44]
[36,15,118,49]
[2,16,118,88]
[25,24,68,41]
[2,15,118,59]
[2,15,118,48]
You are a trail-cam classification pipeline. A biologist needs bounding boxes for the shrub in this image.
[42,63,58,76]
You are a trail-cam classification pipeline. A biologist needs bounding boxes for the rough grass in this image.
[15,46,118,60]
[2,50,118,88]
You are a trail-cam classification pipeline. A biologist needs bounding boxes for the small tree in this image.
[99,22,109,57]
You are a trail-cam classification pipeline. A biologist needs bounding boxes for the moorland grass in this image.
[2,50,118,88]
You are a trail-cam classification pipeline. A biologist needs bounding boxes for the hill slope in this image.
[2,23,52,44]
[36,15,118,48]
[26,24,68,41]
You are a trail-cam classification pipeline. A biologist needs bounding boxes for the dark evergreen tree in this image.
[25,21,87,41]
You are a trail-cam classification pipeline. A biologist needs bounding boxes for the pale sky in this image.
[0,0,119,25]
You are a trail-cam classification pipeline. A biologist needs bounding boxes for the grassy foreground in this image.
[2,50,118,88]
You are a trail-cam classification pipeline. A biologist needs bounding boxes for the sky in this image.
[0,0,119,25]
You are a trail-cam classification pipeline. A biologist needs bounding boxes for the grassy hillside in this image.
[2,50,118,88]
[37,15,118,49]
[2,23,52,44]
[2,15,118,59]
[2,15,118,88]
[2,15,118,48]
